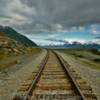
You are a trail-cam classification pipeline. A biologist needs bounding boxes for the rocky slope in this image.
[0,26,37,47]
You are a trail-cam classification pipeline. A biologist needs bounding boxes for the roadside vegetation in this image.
[56,48,100,70]
[0,45,41,71]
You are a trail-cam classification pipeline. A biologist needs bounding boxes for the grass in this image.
[0,54,21,71]
[81,59,100,70]
[0,47,42,71]
[17,45,41,54]
[0,49,6,60]
[90,49,100,55]
[56,48,100,70]
[93,58,100,63]
[0,60,18,71]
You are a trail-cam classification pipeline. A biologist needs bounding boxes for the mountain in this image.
[41,41,100,49]
[0,26,37,47]
[0,32,17,48]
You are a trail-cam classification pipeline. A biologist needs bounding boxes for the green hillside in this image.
[0,26,38,47]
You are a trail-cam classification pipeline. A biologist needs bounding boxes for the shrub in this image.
[90,49,100,55]
[93,58,100,63]
[0,50,5,60]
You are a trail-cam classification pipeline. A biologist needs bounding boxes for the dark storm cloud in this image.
[0,0,11,17]
[0,0,100,33]
[20,0,100,25]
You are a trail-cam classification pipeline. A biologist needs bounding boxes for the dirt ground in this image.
[56,51,100,100]
[0,49,99,100]
[0,49,46,100]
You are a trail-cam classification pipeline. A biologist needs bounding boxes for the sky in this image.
[0,0,100,45]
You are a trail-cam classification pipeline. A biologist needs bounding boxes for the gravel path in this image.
[56,51,100,100]
[0,49,47,100]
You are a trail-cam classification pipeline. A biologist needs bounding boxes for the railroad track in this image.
[13,50,97,100]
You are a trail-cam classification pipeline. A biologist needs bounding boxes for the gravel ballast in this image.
[0,49,47,100]
[56,51,100,100]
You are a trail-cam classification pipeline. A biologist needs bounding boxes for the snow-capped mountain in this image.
[41,39,100,49]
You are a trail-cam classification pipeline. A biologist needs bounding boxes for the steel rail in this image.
[14,50,49,100]
[54,51,86,100]
[13,50,86,100]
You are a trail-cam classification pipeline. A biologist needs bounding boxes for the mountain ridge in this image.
[0,26,37,47]
[41,41,100,49]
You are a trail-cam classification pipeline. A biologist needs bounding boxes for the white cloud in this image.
[24,34,65,46]
[64,38,86,44]
[90,24,100,34]
[91,39,100,44]
[0,0,36,26]
[32,39,65,46]
[0,0,100,34]
[92,30,100,34]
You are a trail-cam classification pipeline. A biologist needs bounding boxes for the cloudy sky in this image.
[0,0,100,45]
